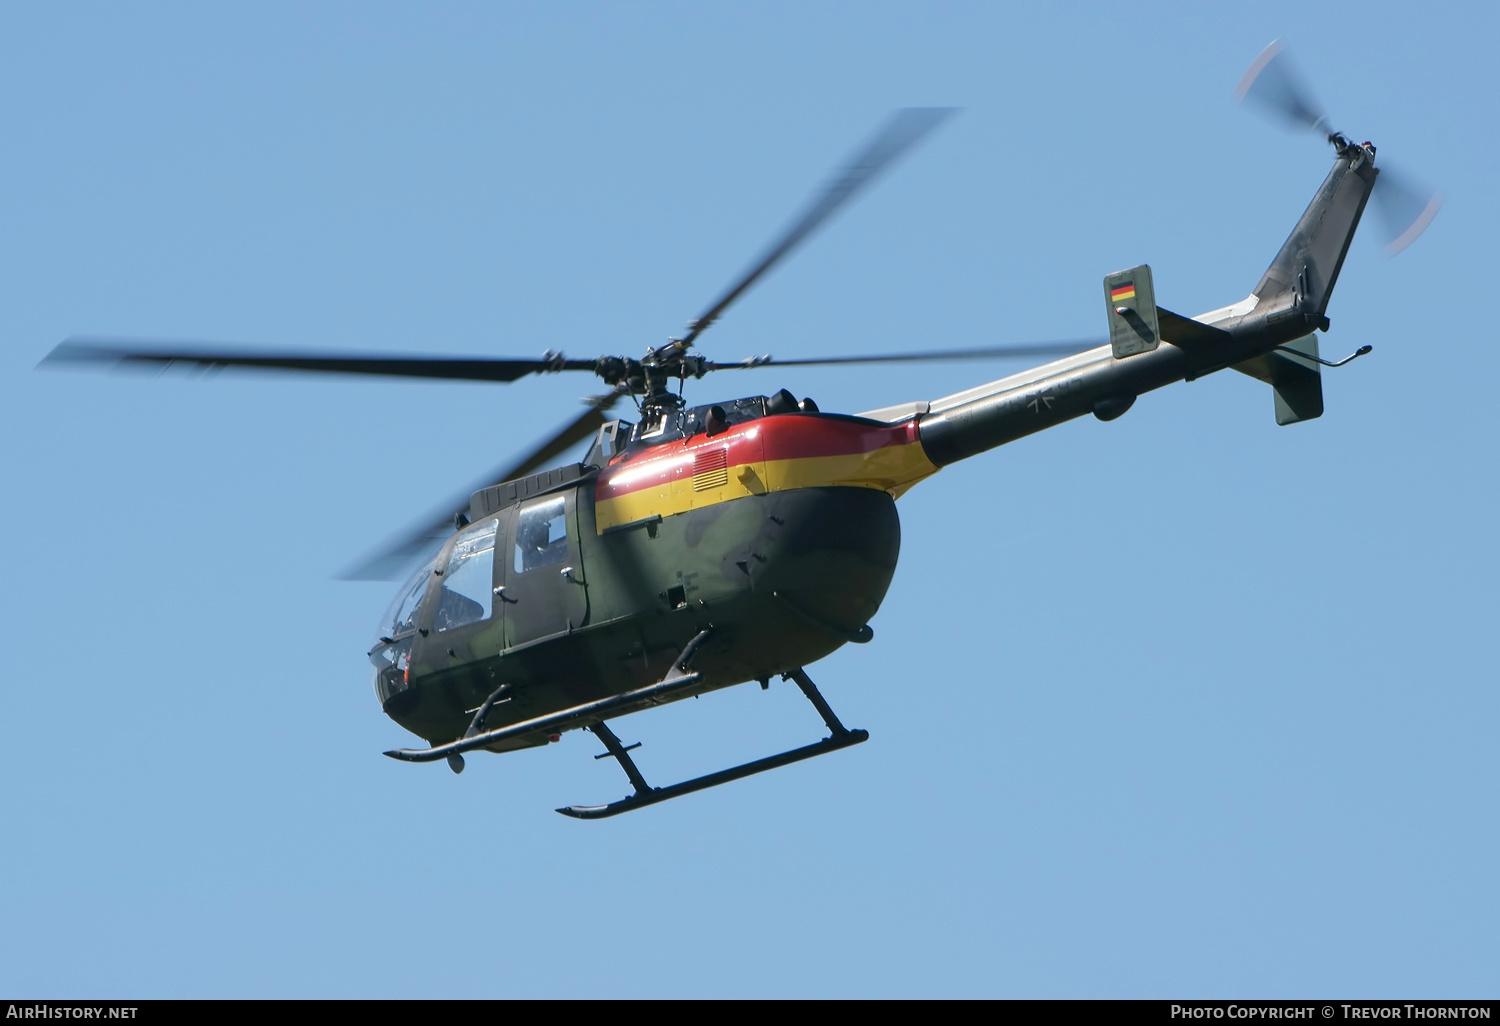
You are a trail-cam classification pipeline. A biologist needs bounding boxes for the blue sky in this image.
[2,1,1495,998]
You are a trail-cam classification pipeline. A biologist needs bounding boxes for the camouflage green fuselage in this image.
[380,484,901,749]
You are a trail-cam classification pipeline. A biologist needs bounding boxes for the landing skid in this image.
[557,668,868,820]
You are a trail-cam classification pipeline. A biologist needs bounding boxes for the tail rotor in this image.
[1235,38,1442,255]
[1369,160,1443,256]
[1234,38,1332,138]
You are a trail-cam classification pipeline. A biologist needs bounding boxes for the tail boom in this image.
[877,143,1380,465]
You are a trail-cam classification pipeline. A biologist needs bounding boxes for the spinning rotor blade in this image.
[679,107,956,348]
[340,391,626,581]
[42,339,597,382]
[1372,162,1443,255]
[706,339,1100,371]
[1235,39,1329,135]
[1236,39,1441,255]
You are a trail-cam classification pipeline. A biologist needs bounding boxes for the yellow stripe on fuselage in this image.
[595,439,938,531]
[762,444,938,498]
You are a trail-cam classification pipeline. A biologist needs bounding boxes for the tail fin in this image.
[1233,333,1324,425]
[1222,143,1379,425]
[1253,142,1379,321]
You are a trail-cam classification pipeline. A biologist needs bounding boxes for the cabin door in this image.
[501,488,590,647]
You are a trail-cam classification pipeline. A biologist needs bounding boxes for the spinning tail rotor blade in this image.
[1235,39,1330,136]
[1234,40,1442,256]
[1372,162,1443,255]
[41,339,598,382]
[340,391,625,581]
[679,107,957,348]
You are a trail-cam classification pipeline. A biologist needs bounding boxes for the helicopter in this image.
[42,42,1439,818]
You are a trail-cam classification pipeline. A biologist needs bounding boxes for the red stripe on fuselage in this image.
[596,414,922,500]
[759,413,921,460]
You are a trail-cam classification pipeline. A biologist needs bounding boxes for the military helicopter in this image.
[42,42,1439,818]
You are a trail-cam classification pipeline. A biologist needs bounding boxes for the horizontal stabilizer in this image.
[1156,306,1233,354]
[1232,333,1324,425]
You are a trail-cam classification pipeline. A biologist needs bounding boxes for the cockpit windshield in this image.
[378,558,434,641]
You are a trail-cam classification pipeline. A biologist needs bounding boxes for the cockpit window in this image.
[514,496,568,574]
[380,558,434,639]
[435,519,499,633]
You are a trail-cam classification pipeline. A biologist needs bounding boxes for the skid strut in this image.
[556,666,868,820]
[445,683,512,775]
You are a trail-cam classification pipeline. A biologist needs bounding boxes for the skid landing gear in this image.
[556,667,868,820]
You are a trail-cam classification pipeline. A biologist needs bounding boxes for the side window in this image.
[434,519,498,633]
[514,496,568,574]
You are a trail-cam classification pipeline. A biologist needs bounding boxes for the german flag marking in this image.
[1110,283,1136,302]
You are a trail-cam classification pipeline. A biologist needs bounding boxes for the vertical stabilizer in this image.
[1232,334,1324,425]
[1254,142,1379,320]
[1103,265,1161,358]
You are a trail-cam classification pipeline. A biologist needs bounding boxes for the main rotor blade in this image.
[339,393,623,581]
[678,107,957,348]
[705,339,1100,371]
[1234,39,1330,136]
[42,339,597,383]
